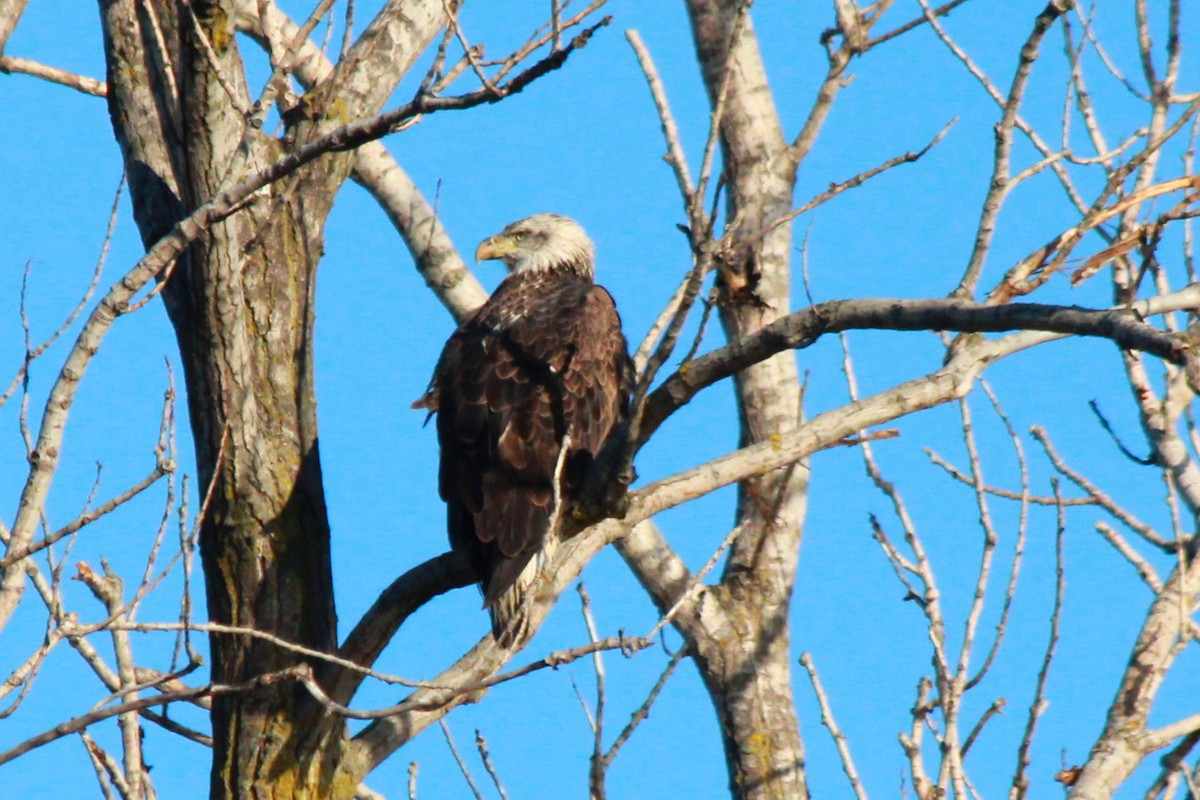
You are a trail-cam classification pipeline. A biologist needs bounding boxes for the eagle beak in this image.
[475,235,518,263]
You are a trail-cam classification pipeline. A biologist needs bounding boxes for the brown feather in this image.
[421,250,632,639]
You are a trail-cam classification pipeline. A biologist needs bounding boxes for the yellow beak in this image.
[475,235,519,262]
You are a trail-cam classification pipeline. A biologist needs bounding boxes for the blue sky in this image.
[2,1,1196,797]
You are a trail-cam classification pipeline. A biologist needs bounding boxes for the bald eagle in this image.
[415,214,634,639]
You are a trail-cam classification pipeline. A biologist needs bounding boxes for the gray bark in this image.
[98,1,451,796]
[0,0,30,53]
[620,2,812,797]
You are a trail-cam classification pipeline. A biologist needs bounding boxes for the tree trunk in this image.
[684,1,810,797]
[178,13,347,793]
[97,0,446,795]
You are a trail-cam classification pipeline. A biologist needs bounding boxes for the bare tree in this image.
[2,1,1199,799]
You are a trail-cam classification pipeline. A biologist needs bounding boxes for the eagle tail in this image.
[484,534,559,643]
[477,478,558,642]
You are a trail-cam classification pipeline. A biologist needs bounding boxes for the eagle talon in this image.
[567,486,632,533]
[608,490,631,520]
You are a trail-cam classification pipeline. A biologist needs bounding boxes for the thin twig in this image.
[866,0,971,49]
[0,666,306,767]
[0,176,120,412]
[475,729,510,800]
[1032,426,1173,551]
[74,563,149,798]
[79,730,126,800]
[952,392,1001,701]
[0,464,171,569]
[603,644,686,764]
[634,272,690,372]
[693,0,749,223]
[800,652,869,800]
[578,583,608,800]
[439,719,485,800]
[755,117,956,243]
[626,29,695,206]
[644,522,741,643]
[925,449,1092,506]
[966,381,1029,691]
[843,335,952,677]
[0,55,107,96]
[953,0,1073,297]
[1008,479,1066,800]
[1095,521,1162,591]
[962,698,1006,756]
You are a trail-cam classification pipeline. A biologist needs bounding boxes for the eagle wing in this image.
[428,282,631,627]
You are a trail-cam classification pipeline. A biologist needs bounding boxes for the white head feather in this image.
[476,213,596,276]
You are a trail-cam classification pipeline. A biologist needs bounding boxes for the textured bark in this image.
[101,2,349,795]
[233,0,487,321]
[677,2,810,797]
[97,0,449,796]
[1068,558,1200,798]
[0,0,30,53]
[180,17,346,798]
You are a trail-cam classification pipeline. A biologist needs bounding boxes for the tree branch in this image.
[236,0,488,322]
[328,550,475,703]
[638,295,1200,449]
[347,517,628,775]
[0,667,305,768]
[628,288,1200,527]
[0,55,106,96]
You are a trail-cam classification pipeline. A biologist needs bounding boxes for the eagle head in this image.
[475,213,596,276]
